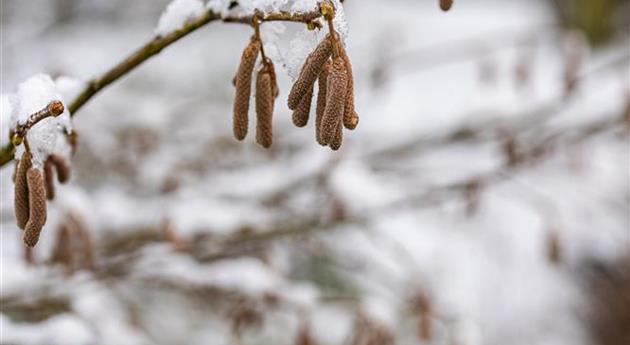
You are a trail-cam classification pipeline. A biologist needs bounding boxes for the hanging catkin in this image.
[320,58,347,145]
[316,61,331,145]
[51,222,73,270]
[292,84,314,127]
[288,35,333,110]
[340,47,359,130]
[233,39,261,141]
[440,0,453,11]
[49,154,71,183]
[23,168,47,247]
[14,151,31,230]
[330,117,343,151]
[256,68,274,148]
[44,158,56,200]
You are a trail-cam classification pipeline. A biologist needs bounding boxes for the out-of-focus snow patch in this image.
[72,280,151,345]
[311,305,353,345]
[278,282,319,309]
[135,247,283,296]
[0,313,94,345]
[329,159,401,211]
[54,76,86,107]
[169,193,269,235]
[155,0,205,37]
[0,93,18,146]
[362,296,397,330]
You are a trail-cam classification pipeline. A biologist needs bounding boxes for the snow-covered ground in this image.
[1,0,628,344]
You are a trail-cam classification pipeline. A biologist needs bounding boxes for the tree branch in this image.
[0,7,324,167]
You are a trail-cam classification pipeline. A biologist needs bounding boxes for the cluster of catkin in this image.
[233,36,279,148]
[14,151,71,247]
[288,32,358,151]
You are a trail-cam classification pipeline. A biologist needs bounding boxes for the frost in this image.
[155,0,205,37]
[13,74,71,168]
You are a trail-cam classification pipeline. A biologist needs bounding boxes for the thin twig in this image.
[0,7,323,167]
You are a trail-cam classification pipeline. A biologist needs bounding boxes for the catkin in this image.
[265,59,279,99]
[292,84,314,127]
[440,0,453,11]
[44,158,56,200]
[256,69,274,148]
[233,39,261,141]
[51,223,73,271]
[23,168,47,247]
[14,151,31,230]
[330,118,343,151]
[321,58,347,145]
[288,35,333,110]
[340,47,359,130]
[49,154,71,183]
[316,61,331,145]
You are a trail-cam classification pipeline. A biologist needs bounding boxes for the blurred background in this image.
[1,0,629,344]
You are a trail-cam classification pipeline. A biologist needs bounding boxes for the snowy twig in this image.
[11,100,65,147]
[0,7,324,167]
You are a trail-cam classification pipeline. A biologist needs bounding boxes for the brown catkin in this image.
[49,154,71,183]
[256,69,274,149]
[23,168,47,247]
[292,84,314,127]
[14,151,31,230]
[440,0,453,11]
[330,118,343,151]
[321,58,347,145]
[266,59,280,99]
[51,223,73,272]
[316,61,331,145]
[233,39,261,141]
[340,46,359,130]
[288,35,333,110]
[44,158,56,200]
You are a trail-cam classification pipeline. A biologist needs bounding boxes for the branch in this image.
[0,7,324,167]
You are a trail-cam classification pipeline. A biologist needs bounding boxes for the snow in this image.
[0,93,18,146]
[54,76,86,108]
[0,314,94,345]
[12,74,71,168]
[1,0,627,344]
[155,0,205,37]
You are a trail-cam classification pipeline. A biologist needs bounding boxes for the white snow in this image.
[0,314,94,345]
[12,74,71,168]
[155,0,205,37]
[1,0,627,344]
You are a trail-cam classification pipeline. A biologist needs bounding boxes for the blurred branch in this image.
[366,50,629,162]
[387,114,626,211]
[0,7,324,167]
